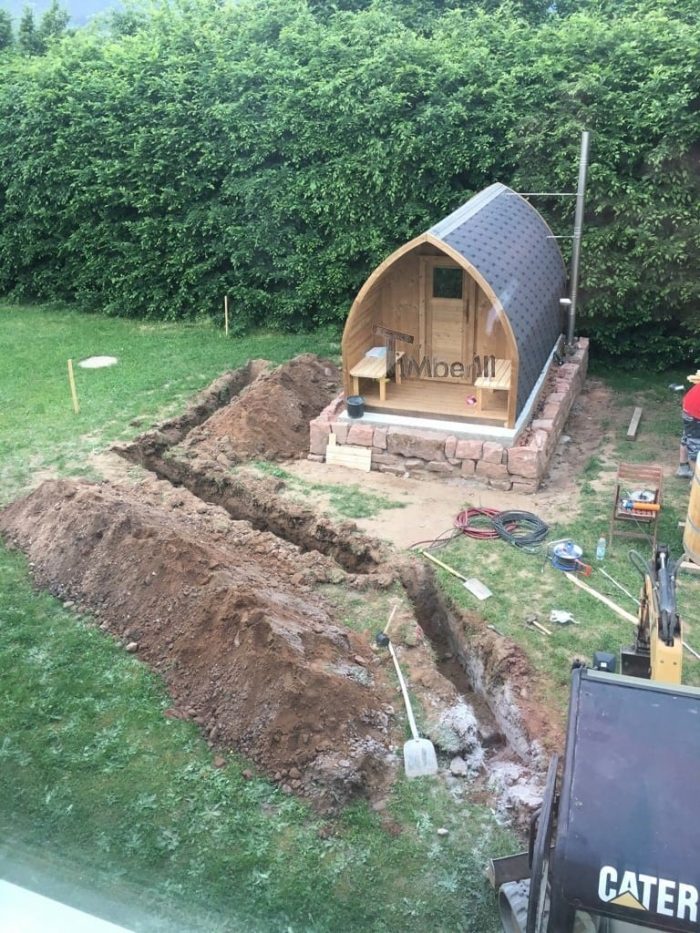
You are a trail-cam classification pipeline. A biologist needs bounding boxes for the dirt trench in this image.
[2,355,553,819]
[117,359,556,780]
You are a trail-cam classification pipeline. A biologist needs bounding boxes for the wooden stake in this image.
[67,359,80,414]
[564,572,638,624]
[224,295,229,336]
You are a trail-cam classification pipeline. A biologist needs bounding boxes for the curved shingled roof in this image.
[429,183,567,418]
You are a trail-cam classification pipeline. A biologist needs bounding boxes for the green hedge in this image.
[0,0,697,364]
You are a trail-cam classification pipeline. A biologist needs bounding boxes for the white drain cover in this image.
[78,356,119,369]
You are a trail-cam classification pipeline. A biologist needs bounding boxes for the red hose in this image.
[454,508,503,540]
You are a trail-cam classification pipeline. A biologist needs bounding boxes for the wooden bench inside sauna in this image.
[341,183,567,429]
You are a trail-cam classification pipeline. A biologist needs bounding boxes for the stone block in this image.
[476,460,509,479]
[488,479,513,491]
[483,441,504,463]
[531,419,554,432]
[372,451,404,466]
[461,460,476,476]
[533,430,550,451]
[455,439,483,460]
[387,428,446,461]
[331,422,348,444]
[542,403,561,422]
[374,427,388,450]
[447,458,461,466]
[307,453,324,463]
[444,435,457,460]
[507,446,543,479]
[404,458,425,469]
[347,423,375,447]
[511,479,539,493]
[558,363,579,382]
[309,420,331,455]
[319,394,345,421]
[379,464,406,476]
[427,461,455,473]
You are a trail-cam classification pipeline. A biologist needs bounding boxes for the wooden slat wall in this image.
[474,287,508,360]
[344,288,381,369]
[375,253,420,344]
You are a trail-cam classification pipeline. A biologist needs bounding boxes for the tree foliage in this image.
[0,10,13,50]
[17,7,43,54]
[39,0,71,44]
[0,0,697,364]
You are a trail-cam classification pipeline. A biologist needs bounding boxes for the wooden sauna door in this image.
[421,259,473,383]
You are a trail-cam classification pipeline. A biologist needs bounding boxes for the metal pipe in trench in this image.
[567,130,590,349]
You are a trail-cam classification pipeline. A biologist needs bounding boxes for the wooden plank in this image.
[350,355,390,379]
[680,559,700,576]
[507,355,519,429]
[325,436,371,472]
[418,258,426,358]
[564,572,639,624]
[626,406,643,439]
[618,464,663,481]
[683,640,700,660]
[474,358,512,390]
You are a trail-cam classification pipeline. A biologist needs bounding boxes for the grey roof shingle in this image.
[429,183,567,417]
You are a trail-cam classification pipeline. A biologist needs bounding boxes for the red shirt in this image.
[684,383,700,419]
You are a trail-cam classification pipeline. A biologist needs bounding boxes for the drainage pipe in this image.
[567,130,590,349]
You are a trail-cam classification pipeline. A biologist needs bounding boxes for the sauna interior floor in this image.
[359,378,507,424]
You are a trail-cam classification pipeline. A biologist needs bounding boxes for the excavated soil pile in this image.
[182,354,340,462]
[0,478,396,807]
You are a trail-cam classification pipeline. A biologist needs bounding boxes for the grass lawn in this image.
[0,304,342,503]
[0,304,516,932]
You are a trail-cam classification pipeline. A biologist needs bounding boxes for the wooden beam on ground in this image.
[683,640,700,661]
[680,559,700,576]
[626,406,643,439]
[564,572,639,625]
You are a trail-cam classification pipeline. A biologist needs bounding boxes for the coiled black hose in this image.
[491,510,549,551]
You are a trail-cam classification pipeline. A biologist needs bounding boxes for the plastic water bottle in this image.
[596,536,606,561]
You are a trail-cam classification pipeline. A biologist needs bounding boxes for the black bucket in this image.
[346,395,365,419]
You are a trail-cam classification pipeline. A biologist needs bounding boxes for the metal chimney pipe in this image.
[567,130,590,348]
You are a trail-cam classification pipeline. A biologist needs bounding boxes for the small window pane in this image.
[433,267,463,299]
